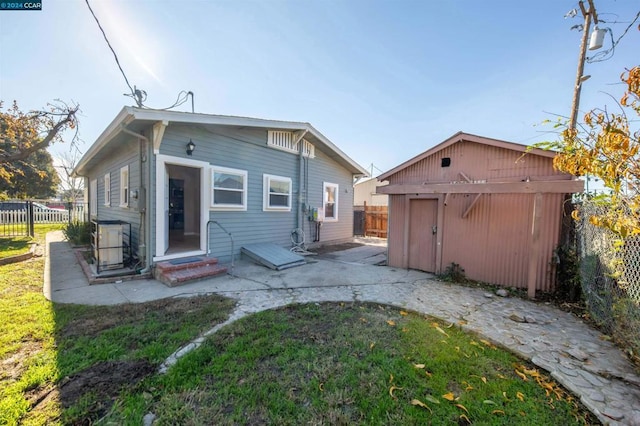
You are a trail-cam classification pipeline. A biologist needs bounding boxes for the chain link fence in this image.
[577,201,640,361]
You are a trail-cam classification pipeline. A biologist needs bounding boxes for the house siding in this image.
[83,136,143,256]
[157,124,356,261]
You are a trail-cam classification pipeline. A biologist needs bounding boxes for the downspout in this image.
[295,130,308,231]
[121,125,152,274]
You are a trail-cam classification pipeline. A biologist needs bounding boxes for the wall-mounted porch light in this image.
[186,139,196,156]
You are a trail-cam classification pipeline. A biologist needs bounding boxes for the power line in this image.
[84,0,136,101]
[84,0,195,112]
[587,9,640,63]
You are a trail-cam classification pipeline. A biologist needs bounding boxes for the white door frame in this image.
[154,154,209,261]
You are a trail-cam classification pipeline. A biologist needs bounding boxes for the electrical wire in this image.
[85,0,196,112]
[141,90,192,111]
[84,0,136,100]
[587,10,640,63]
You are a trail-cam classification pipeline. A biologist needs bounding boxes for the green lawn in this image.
[109,303,594,426]
[0,226,236,425]
[0,224,64,259]
[0,228,598,425]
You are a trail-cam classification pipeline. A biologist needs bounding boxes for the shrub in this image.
[439,262,467,283]
[63,221,91,246]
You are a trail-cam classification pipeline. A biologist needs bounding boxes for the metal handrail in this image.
[206,220,234,274]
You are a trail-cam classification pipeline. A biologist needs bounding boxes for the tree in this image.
[539,66,640,237]
[0,100,79,183]
[0,148,61,198]
[55,150,85,203]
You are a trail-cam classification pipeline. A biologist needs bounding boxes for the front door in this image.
[408,199,438,272]
[166,165,201,255]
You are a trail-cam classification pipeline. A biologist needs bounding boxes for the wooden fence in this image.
[0,209,70,224]
[354,203,388,238]
[0,204,86,237]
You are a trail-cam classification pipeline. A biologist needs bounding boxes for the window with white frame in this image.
[323,182,339,221]
[120,165,129,207]
[211,166,247,210]
[263,174,292,211]
[104,173,111,206]
[90,179,97,217]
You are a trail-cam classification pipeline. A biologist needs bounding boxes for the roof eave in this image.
[72,106,134,177]
[73,107,367,177]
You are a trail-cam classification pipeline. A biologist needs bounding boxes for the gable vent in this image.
[267,131,315,158]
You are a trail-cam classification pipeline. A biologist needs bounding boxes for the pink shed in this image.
[377,132,584,298]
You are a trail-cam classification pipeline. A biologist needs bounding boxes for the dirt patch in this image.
[312,242,364,255]
[58,360,155,422]
[60,294,232,339]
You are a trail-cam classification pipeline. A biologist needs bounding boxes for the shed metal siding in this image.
[439,192,563,290]
[385,138,570,292]
[387,141,569,185]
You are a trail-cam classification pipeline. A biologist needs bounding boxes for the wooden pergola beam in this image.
[377,180,584,195]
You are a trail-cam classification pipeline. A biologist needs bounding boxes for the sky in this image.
[0,0,639,177]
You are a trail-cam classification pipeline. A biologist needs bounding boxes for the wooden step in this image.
[154,257,227,287]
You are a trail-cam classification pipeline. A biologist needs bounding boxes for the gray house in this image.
[73,107,367,277]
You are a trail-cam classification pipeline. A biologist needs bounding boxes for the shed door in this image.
[408,199,437,272]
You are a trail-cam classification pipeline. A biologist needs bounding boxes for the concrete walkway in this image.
[44,231,640,425]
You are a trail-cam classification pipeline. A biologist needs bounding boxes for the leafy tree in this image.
[538,66,640,237]
[0,100,79,184]
[0,148,60,198]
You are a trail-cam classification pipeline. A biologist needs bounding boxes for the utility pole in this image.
[569,0,598,130]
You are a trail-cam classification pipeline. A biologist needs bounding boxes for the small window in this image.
[441,157,451,167]
[263,174,292,211]
[90,179,98,217]
[104,173,111,206]
[120,165,129,207]
[323,182,339,222]
[211,166,247,211]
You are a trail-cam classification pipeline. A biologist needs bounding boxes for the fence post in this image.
[67,202,73,225]
[363,201,368,237]
[26,201,33,237]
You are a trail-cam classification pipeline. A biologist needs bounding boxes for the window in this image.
[323,182,338,222]
[90,179,97,217]
[104,173,111,206]
[267,130,315,158]
[263,174,292,211]
[120,165,129,207]
[211,166,247,210]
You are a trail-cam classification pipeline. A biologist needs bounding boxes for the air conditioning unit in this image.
[96,223,123,269]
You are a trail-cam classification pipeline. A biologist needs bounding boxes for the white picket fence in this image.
[0,209,70,224]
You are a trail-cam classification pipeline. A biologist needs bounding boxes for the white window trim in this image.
[323,182,339,222]
[90,179,97,217]
[263,174,292,212]
[119,165,129,208]
[211,165,248,211]
[104,173,111,206]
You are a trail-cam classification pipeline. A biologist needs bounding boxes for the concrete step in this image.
[154,257,227,287]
